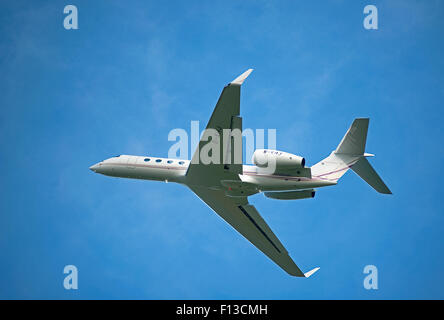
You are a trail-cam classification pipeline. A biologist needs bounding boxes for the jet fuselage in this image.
[89,154,336,192]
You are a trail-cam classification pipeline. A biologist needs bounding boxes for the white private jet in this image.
[90,69,391,277]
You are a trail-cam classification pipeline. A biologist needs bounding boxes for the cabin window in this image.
[179,161,185,165]
[167,160,173,164]
[144,158,150,162]
[155,159,162,163]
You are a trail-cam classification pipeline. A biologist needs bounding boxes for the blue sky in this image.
[0,0,443,299]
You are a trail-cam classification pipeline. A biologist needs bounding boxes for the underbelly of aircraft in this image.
[240,173,336,191]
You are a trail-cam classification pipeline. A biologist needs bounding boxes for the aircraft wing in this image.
[186,69,253,187]
[188,185,319,277]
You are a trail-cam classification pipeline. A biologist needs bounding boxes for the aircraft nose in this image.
[89,163,101,172]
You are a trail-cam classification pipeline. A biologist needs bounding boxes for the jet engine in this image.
[252,149,305,168]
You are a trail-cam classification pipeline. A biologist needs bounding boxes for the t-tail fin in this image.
[311,118,391,194]
[335,118,369,155]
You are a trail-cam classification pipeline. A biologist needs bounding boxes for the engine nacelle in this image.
[252,149,305,168]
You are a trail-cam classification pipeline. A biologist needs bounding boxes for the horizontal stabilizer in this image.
[351,157,392,194]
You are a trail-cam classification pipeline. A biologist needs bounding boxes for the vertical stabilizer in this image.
[335,118,369,155]
[312,118,391,194]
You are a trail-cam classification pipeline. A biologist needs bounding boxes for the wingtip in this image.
[230,68,254,85]
[304,267,320,278]
[377,185,392,194]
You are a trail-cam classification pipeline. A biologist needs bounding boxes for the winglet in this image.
[230,69,254,85]
[304,267,320,278]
